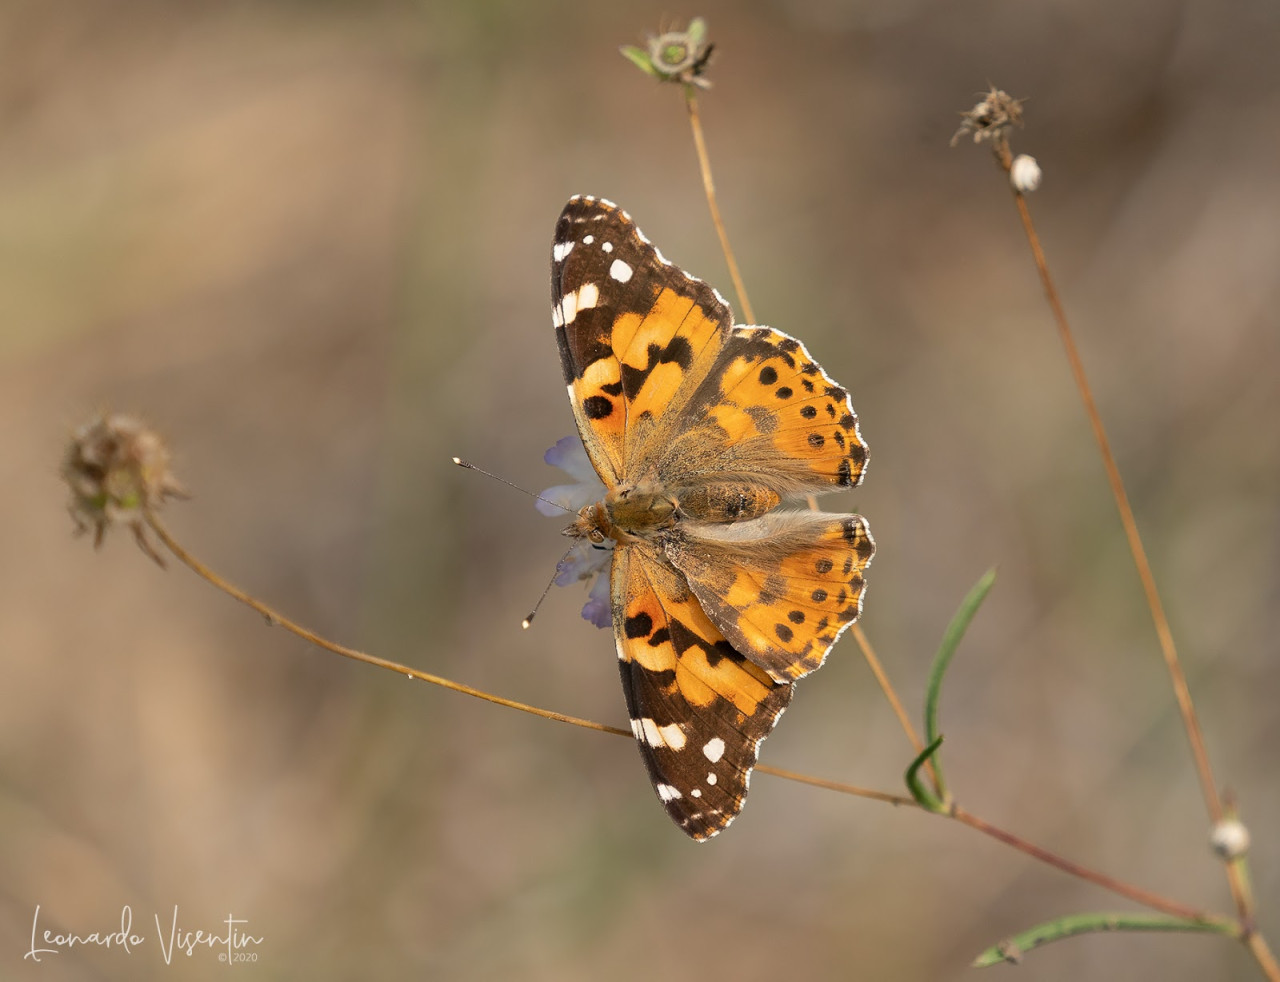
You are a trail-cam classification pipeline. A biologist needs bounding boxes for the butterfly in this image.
[551,196,874,839]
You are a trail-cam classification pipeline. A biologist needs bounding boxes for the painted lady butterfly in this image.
[552,196,874,839]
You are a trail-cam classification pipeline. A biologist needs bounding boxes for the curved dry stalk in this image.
[1248,935,1280,981]
[144,511,628,737]
[143,510,897,806]
[143,509,1230,932]
[853,624,924,754]
[685,90,755,324]
[683,90,927,775]
[950,805,1220,924]
[994,140,1221,820]
[987,138,1268,961]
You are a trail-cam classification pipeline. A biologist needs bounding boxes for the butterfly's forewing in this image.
[665,512,875,683]
[657,326,869,500]
[611,542,792,840]
[552,196,731,486]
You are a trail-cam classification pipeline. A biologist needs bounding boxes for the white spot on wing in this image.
[658,722,686,750]
[552,240,574,262]
[702,737,726,763]
[602,241,613,253]
[656,783,683,802]
[706,772,717,785]
[560,282,600,325]
[690,788,702,798]
[609,259,633,283]
[582,234,594,245]
[640,718,663,747]
[635,718,687,750]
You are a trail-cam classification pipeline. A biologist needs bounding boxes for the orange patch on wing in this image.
[707,403,768,442]
[611,288,694,364]
[671,600,775,717]
[718,328,867,490]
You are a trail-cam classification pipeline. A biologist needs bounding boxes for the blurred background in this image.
[3,0,1278,978]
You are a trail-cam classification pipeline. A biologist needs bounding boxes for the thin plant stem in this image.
[144,510,890,805]
[145,512,628,737]
[854,624,925,755]
[674,97,1239,936]
[683,87,928,777]
[755,762,915,807]
[675,90,1253,957]
[991,139,1256,934]
[685,90,754,323]
[143,510,1235,935]
[853,623,942,791]
[1248,935,1280,981]
[950,805,1222,925]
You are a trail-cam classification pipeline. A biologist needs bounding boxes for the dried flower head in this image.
[620,17,714,90]
[951,87,1024,148]
[62,412,185,565]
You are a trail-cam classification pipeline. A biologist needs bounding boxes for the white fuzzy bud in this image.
[1010,154,1041,193]
[1210,819,1250,860]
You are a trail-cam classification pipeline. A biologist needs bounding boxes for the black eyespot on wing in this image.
[625,612,654,639]
[583,395,613,419]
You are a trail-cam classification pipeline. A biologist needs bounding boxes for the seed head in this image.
[951,87,1025,148]
[620,18,714,90]
[62,413,186,565]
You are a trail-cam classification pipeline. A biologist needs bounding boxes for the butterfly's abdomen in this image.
[677,483,781,523]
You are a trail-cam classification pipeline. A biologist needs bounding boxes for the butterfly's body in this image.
[552,196,874,839]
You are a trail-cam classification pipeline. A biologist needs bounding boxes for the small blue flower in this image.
[536,434,606,516]
[575,554,613,629]
[540,434,612,629]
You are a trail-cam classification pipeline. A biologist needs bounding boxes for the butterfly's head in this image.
[564,501,613,545]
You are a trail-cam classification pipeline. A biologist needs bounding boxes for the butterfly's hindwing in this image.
[611,542,792,840]
[665,512,876,682]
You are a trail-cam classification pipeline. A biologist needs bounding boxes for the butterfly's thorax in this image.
[569,478,783,550]
[568,480,679,545]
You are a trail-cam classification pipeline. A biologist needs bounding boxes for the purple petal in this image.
[543,434,600,485]
[555,539,611,586]
[581,572,612,629]
[535,481,597,517]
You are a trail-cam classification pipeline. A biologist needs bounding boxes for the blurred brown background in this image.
[3,0,1278,979]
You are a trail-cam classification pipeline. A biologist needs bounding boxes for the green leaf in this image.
[923,568,996,799]
[618,45,658,78]
[973,911,1237,967]
[685,17,708,49]
[905,735,947,813]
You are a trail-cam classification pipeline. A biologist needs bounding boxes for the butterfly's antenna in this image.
[452,457,575,514]
[522,543,577,629]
